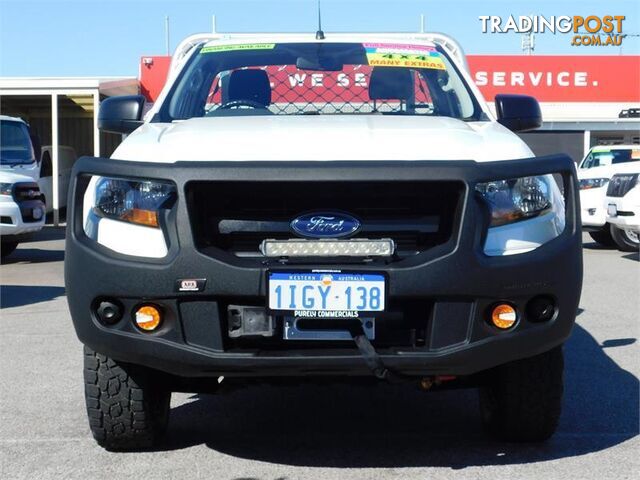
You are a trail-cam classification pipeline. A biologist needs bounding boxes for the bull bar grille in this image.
[186,180,464,262]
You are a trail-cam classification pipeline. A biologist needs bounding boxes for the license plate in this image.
[608,203,618,217]
[268,271,385,315]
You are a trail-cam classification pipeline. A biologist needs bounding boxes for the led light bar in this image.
[261,238,395,257]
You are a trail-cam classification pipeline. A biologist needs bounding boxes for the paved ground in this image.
[1,227,638,480]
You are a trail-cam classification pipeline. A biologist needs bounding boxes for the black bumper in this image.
[65,156,583,378]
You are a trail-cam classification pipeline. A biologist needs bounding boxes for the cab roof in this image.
[172,32,467,72]
[200,36,438,49]
[592,145,640,152]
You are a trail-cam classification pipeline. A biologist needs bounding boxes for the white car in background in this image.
[1,115,77,214]
[0,171,46,258]
[38,145,77,213]
[577,145,640,246]
[604,163,640,251]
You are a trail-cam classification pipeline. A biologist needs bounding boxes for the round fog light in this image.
[527,296,556,323]
[96,300,123,325]
[134,305,162,331]
[490,303,518,330]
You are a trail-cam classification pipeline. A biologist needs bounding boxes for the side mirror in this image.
[98,95,146,134]
[29,132,42,162]
[494,94,542,132]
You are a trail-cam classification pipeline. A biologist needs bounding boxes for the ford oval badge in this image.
[291,212,361,238]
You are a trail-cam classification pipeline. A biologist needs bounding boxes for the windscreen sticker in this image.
[364,43,445,70]
[201,43,276,54]
[363,43,437,53]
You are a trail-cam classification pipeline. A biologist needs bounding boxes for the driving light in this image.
[93,177,176,228]
[261,238,395,257]
[490,303,517,330]
[579,178,608,190]
[476,176,552,227]
[0,183,13,196]
[134,305,162,331]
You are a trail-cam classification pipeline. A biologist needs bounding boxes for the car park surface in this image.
[0,228,637,480]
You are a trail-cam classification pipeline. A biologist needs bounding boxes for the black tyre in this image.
[479,346,563,442]
[83,347,171,451]
[610,225,640,252]
[1,241,18,259]
[588,226,615,247]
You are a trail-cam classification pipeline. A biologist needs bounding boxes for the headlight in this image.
[93,177,176,228]
[475,176,552,227]
[579,178,608,190]
[0,183,13,196]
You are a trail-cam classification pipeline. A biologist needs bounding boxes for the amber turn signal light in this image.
[121,208,159,228]
[135,305,162,331]
[490,303,518,330]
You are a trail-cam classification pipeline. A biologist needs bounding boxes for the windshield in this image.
[0,120,34,165]
[159,42,482,121]
[580,148,640,169]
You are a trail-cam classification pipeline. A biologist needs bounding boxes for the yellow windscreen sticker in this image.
[364,44,446,70]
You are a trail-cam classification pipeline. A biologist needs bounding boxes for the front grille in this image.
[12,183,43,203]
[0,216,12,225]
[187,180,464,262]
[606,174,638,197]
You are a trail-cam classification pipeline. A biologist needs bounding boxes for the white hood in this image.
[0,161,39,181]
[0,170,38,184]
[112,115,533,163]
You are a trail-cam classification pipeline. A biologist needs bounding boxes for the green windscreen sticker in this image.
[201,43,276,54]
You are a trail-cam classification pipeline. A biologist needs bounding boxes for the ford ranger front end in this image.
[65,34,582,450]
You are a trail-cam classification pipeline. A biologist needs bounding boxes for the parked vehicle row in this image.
[578,145,640,251]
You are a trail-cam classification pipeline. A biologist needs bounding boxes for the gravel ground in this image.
[1,227,638,480]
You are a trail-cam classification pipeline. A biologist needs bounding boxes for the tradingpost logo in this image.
[479,15,626,47]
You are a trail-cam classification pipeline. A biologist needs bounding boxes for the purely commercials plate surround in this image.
[267,271,387,316]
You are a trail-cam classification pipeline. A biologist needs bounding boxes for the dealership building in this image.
[1,46,638,225]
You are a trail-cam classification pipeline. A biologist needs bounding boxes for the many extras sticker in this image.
[364,43,445,70]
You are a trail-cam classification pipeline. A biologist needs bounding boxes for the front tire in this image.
[1,241,18,259]
[610,225,639,252]
[479,346,563,442]
[588,226,615,247]
[83,347,171,451]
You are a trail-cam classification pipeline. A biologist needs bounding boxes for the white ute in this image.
[578,145,640,246]
[66,33,582,450]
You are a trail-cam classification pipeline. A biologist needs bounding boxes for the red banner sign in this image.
[140,55,640,103]
[467,55,640,102]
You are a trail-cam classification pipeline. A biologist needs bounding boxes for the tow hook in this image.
[349,323,407,383]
